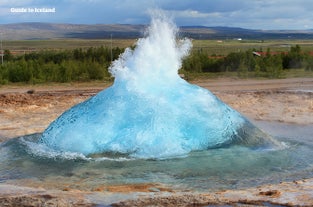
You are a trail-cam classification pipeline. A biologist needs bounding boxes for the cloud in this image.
[0,0,312,30]
[174,10,212,18]
[0,0,34,6]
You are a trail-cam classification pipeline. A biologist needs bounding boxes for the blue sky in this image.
[0,0,313,30]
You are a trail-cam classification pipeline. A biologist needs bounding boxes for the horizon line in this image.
[1,22,312,32]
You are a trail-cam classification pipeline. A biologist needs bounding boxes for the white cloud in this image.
[0,0,34,6]
[174,10,211,18]
[0,0,312,29]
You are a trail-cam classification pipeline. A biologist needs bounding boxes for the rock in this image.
[259,190,281,197]
[0,184,94,207]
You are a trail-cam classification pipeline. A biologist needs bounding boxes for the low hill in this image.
[0,22,313,40]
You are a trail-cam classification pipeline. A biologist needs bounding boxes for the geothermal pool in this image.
[0,122,313,192]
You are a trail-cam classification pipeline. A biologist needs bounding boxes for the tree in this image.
[304,55,313,71]
[283,45,304,69]
[254,63,261,77]
[8,59,32,82]
[182,52,203,73]
[237,61,248,78]
[223,52,243,72]
[264,55,283,78]
[4,49,13,61]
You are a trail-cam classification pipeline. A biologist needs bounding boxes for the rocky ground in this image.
[0,77,312,206]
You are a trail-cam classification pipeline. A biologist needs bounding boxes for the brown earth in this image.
[112,178,313,207]
[1,178,313,206]
[0,77,313,206]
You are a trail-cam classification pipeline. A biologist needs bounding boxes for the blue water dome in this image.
[40,13,281,159]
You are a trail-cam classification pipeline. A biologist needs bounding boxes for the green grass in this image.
[2,39,136,52]
[183,71,237,80]
[192,39,313,55]
[283,68,313,78]
[183,69,313,81]
[3,39,313,55]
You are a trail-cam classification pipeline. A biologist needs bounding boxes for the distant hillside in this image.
[0,22,313,40]
[0,23,144,40]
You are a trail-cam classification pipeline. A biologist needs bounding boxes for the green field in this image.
[184,68,313,80]
[2,39,136,55]
[3,39,313,55]
[192,39,313,55]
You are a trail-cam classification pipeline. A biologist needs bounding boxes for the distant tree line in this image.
[182,45,313,78]
[0,46,123,84]
[0,44,312,84]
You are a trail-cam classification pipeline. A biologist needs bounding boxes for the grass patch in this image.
[3,39,136,51]
[192,39,313,55]
[283,69,313,78]
[183,69,313,81]
[3,39,313,55]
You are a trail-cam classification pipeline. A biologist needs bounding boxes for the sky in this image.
[0,0,313,30]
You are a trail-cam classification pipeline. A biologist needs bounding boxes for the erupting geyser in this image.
[40,13,280,159]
